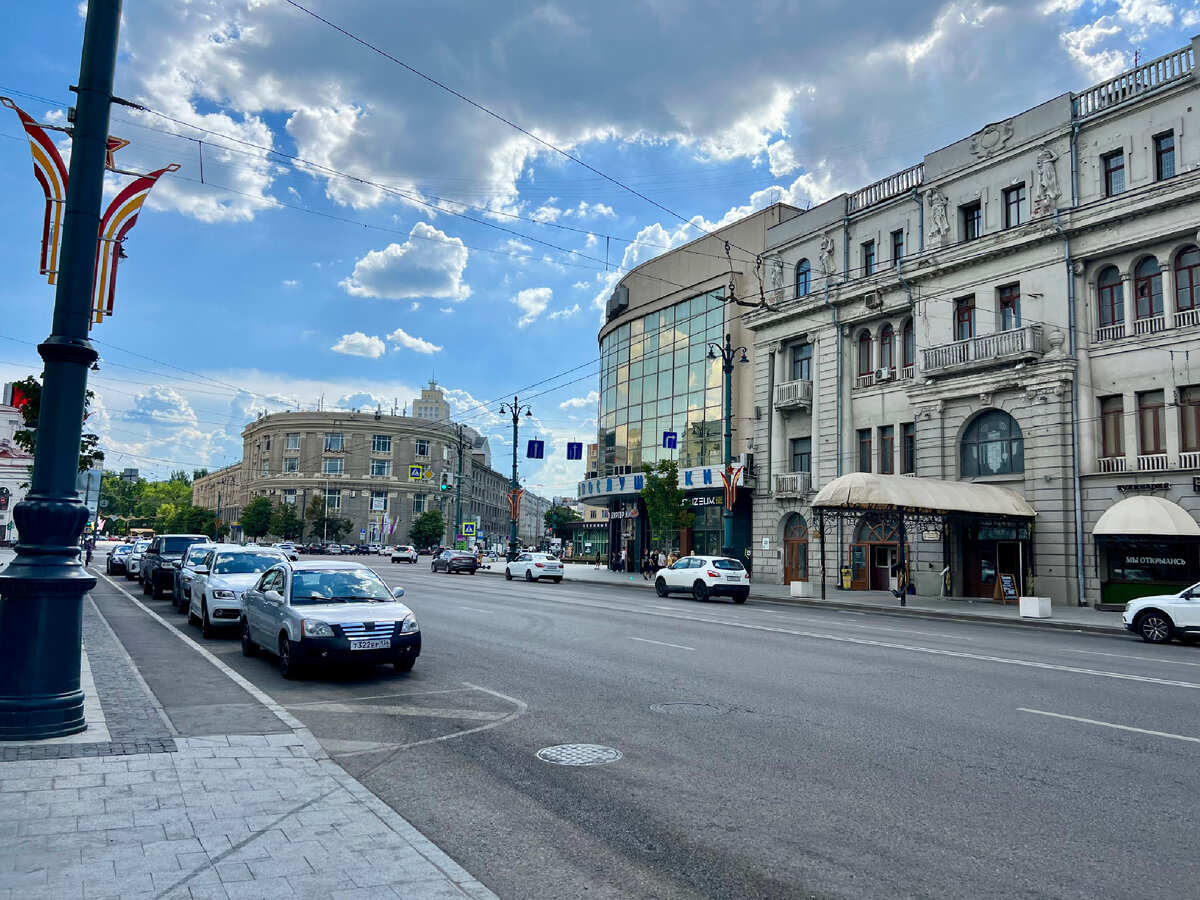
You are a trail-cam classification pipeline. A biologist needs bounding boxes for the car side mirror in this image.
[194,566,209,575]
[392,586,406,599]
[264,590,282,604]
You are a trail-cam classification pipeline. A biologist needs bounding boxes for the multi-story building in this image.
[0,388,32,546]
[519,490,552,547]
[744,38,1200,607]
[193,462,247,540]
[411,380,451,423]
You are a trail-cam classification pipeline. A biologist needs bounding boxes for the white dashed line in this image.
[1018,708,1200,744]
[629,637,696,651]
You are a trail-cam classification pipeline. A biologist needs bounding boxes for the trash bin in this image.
[840,566,852,590]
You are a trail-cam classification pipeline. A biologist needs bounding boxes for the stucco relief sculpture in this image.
[818,235,837,278]
[928,189,951,245]
[770,256,784,298]
[1033,147,1061,216]
[968,119,1014,158]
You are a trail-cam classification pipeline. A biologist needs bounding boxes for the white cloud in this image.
[386,327,442,354]
[124,386,199,426]
[282,279,300,288]
[331,332,385,358]
[548,303,581,321]
[559,391,599,410]
[1060,19,1128,79]
[340,222,471,301]
[513,287,553,328]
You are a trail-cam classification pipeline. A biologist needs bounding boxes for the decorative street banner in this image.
[566,442,583,460]
[662,431,677,449]
[527,439,544,459]
[720,464,745,508]
[507,488,525,521]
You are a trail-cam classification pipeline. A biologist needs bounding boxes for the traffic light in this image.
[439,472,452,491]
[0,488,9,511]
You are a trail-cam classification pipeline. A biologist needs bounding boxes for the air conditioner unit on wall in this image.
[874,368,894,382]
[865,289,883,309]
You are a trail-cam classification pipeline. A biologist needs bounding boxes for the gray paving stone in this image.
[222,875,297,899]
[214,861,254,884]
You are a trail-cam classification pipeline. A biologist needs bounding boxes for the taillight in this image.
[535,562,545,568]
[707,570,719,578]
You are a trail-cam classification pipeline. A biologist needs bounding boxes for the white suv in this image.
[654,555,750,603]
[505,553,563,583]
[390,545,418,564]
[189,544,288,638]
[1122,583,1200,643]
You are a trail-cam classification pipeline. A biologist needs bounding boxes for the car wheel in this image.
[278,635,303,679]
[505,568,513,581]
[392,657,416,673]
[655,577,668,597]
[431,563,437,572]
[692,580,709,602]
[142,576,152,596]
[525,569,534,582]
[1136,610,1174,643]
[200,602,217,639]
[552,577,562,584]
[241,620,259,657]
[733,589,748,604]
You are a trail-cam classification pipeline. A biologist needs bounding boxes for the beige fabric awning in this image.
[1093,495,1200,537]
[812,472,1035,518]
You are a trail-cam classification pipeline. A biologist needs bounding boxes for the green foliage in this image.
[544,504,581,534]
[270,502,303,540]
[410,509,445,549]
[305,495,350,542]
[641,460,694,550]
[11,374,105,473]
[240,496,273,540]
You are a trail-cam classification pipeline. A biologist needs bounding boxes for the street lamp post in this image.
[707,333,748,560]
[0,0,121,740]
[498,397,532,560]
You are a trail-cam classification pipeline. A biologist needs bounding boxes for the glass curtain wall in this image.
[598,289,727,473]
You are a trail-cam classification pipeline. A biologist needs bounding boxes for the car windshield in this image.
[134,540,151,552]
[712,559,745,570]
[212,552,284,575]
[162,537,199,552]
[113,546,131,555]
[185,546,211,565]
[290,569,393,605]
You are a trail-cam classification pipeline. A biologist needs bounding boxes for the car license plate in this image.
[350,639,391,651]
[725,575,741,581]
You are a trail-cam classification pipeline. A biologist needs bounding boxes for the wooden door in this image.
[849,543,869,591]
[784,540,808,584]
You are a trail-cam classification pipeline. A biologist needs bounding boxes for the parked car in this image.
[174,543,219,612]
[240,560,420,677]
[141,534,211,599]
[188,544,289,638]
[1123,584,1200,643]
[325,543,342,555]
[505,553,564,583]
[431,550,479,575]
[271,542,300,561]
[391,545,418,564]
[105,543,133,575]
[654,555,749,603]
[367,543,384,554]
[125,539,153,581]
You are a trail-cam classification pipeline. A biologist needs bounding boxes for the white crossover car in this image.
[125,539,152,581]
[1123,582,1200,644]
[390,545,418,564]
[505,553,564,583]
[189,544,289,638]
[271,542,300,561]
[654,555,750,603]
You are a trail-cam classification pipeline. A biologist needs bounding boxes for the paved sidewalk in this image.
[0,565,496,899]
[479,559,1128,635]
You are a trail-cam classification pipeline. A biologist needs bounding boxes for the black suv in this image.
[141,534,210,599]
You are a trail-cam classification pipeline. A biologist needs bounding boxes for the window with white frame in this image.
[283,457,298,473]
[323,457,344,475]
[372,435,391,453]
[283,489,296,505]
[414,439,430,457]
[370,490,388,512]
[324,432,344,452]
[285,433,300,451]
[325,489,341,510]
[370,459,392,477]
[412,493,426,514]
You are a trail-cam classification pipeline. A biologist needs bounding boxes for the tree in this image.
[641,460,694,551]
[10,375,104,473]
[270,502,302,540]
[410,509,445,549]
[305,496,352,543]
[544,504,581,536]
[241,496,273,541]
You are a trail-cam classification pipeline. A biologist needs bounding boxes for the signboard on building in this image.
[370,496,386,511]
[576,465,743,502]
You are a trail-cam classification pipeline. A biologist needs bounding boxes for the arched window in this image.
[1134,256,1163,321]
[1176,246,1200,313]
[784,513,808,541]
[857,330,873,376]
[879,324,895,372]
[961,410,1024,477]
[854,515,899,543]
[902,320,915,371]
[796,259,811,298]
[1097,266,1123,328]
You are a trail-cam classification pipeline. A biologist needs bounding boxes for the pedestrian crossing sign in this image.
[462,522,476,537]
[409,464,425,481]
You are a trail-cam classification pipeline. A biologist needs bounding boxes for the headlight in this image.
[212,590,236,600]
[301,619,334,637]
[399,613,419,634]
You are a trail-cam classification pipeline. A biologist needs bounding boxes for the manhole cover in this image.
[650,702,726,716]
[536,744,623,766]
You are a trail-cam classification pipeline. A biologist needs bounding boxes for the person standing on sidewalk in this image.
[657,549,666,570]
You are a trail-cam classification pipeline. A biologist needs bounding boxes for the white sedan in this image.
[390,545,418,564]
[654,555,749,603]
[505,553,564,583]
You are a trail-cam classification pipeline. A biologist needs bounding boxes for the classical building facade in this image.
[0,392,32,547]
[193,463,247,540]
[743,38,1200,607]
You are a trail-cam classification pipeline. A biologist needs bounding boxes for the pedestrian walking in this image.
[657,549,666,570]
[640,552,651,580]
[620,547,627,573]
[594,550,601,570]
[84,538,94,567]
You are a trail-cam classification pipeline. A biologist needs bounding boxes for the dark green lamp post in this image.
[707,333,748,560]
[499,398,532,561]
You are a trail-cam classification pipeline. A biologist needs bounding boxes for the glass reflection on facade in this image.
[598,289,727,474]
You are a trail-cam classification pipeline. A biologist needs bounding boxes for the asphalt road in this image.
[95,557,1200,900]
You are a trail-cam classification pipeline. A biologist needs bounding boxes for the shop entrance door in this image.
[849,544,869,590]
[784,540,808,583]
[996,541,1023,594]
[871,544,897,591]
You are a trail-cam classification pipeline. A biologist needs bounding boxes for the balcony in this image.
[1137,453,1168,472]
[774,378,813,412]
[922,325,1046,376]
[1098,456,1127,473]
[1179,451,1200,470]
[1072,44,1194,118]
[775,471,812,497]
[1096,323,1125,342]
[1177,308,1200,329]
[1133,314,1166,336]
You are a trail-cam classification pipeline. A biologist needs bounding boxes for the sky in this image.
[0,0,1196,496]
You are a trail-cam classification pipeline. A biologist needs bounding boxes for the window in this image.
[902,320,915,371]
[954,295,975,341]
[1181,387,1200,453]
[891,229,904,263]
[961,410,1024,476]
[901,422,916,474]
[285,433,300,451]
[1002,184,1026,228]
[1134,257,1163,321]
[372,434,392,453]
[862,240,876,276]
[1137,390,1165,455]
[1155,132,1175,181]
[370,459,392,477]
[1100,396,1124,458]
[857,331,873,376]
[796,259,811,298]
[265,437,271,451]
[412,493,426,514]
[260,460,269,475]
[371,490,388,512]
[283,489,296,505]
[414,439,430,457]
[283,457,298,473]
[324,432,344,452]
[858,429,872,473]
[960,201,982,241]
[879,324,895,372]
[790,343,812,381]
[1178,247,1200,312]
[1098,266,1124,327]
[879,425,895,474]
[1103,150,1125,196]
[998,284,1021,331]
[325,489,341,511]
[791,437,811,473]
[323,457,343,475]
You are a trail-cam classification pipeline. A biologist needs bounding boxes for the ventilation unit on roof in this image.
[606,284,629,321]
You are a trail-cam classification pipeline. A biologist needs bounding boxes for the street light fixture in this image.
[706,333,749,560]
[498,397,532,560]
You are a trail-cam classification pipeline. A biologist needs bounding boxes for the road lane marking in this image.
[459,606,494,614]
[290,701,508,721]
[1056,648,1200,668]
[289,688,475,706]
[629,637,695,651]
[1017,708,1200,744]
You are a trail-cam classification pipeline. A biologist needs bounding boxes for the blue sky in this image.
[0,0,1196,493]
